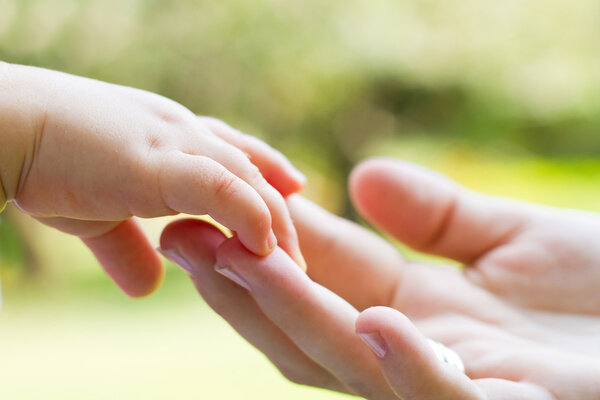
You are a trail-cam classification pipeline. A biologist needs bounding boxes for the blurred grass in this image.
[1,0,600,398]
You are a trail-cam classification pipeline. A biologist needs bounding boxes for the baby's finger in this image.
[356,307,485,400]
[158,219,345,392]
[215,237,398,400]
[200,117,306,197]
[200,139,306,269]
[158,151,277,257]
[37,217,164,297]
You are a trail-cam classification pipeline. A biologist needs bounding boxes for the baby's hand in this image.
[0,63,306,296]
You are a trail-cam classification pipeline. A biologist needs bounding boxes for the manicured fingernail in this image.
[358,332,387,358]
[157,247,194,274]
[267,230,277,251]
[215,264,251,291]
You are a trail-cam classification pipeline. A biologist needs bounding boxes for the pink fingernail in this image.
[157,247,194,274]
[215,265,251,291]
[358,332,387,358]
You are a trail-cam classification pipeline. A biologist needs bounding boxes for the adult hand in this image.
[160,158,600,399]
[0,62,305,297]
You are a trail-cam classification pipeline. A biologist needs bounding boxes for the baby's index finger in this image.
[157,151,281,258]
[199,116,306,198]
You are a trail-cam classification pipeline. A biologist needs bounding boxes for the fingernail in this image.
[267,230,277,251]
[295,250,307,272]
[157,247,194,274]
[215,264,251,291]
[358,332,387,358]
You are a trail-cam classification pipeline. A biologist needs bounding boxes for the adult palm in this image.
[160,158,600,399]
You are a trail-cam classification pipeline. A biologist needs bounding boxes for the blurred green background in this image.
[0,0,599,398]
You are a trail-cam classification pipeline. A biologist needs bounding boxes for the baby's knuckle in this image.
[238,202,271,240]
[213,171,238,199]
[247,163,266,187]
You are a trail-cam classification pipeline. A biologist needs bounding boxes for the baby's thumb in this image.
[37,217,164,297]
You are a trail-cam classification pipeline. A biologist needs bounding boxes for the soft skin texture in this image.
[0,62,305,297]
[161,158,600,399]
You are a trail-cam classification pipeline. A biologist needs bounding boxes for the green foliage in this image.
[0,0,598,282]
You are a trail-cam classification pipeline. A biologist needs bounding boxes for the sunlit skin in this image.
[161,157,600,399]
[0,62,305,297]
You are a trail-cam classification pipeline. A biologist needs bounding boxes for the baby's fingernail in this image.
[157,247,194,275]
[267,230,277,251]
[358,332,387,358]
[215,264,251,291]
[295,251,307,272]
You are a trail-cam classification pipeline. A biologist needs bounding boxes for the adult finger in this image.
[37,217,164,297]
[193,138,306,269]
[199,116,306,197]
[356,306,485,400]
[474,379,556,400]
[349,158,533,264]
[214,237,398,400]
[158,219,344,392]
[288,195,403,311]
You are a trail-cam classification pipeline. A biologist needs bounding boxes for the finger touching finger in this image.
[198,140,306,269]
[158,219,345,392]
[214,237,397,399]
[158,151,277,257]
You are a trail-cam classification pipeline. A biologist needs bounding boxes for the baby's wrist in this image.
[0,62,39,203]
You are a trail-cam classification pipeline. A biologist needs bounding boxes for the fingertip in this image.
[130,261,165,298]
[260,164,306,198]
[215,235,252,269]
[348,157,399,218]
[356,306,411,335]
[356,307,481,400]
[158,218,228,276]
[356,306,441,379]
[82,219,165,298]
[271,231,307,272]
[159,218,227,252]
[200,115,305,197]
[215,235,299,276]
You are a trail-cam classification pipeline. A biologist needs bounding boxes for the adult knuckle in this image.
[343,380,378,399]
[277,365,312,386]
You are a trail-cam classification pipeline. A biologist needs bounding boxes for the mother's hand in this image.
[160,158,600,399]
